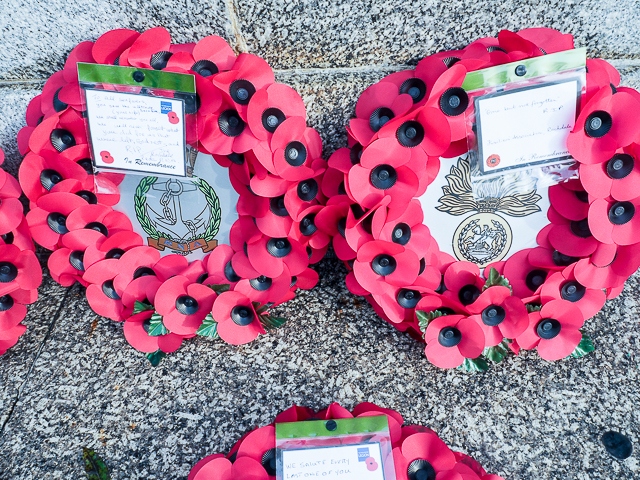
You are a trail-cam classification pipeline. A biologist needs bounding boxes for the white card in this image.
[85,89,187,176]
[475,80,578,174]
[281,443,386,480]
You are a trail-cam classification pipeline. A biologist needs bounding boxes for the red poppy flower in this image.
[19,150,85,201]
[0,289,36,342]
[122,310,188,354]
[246,235,308,278]
[502,249,551,298]
[585,58,621,102]
[353,240,420,295]
[540,265,606,320]
[212,291,265,345]
[373,286,431,325]
[290,205,331,252]
[347,81,414,146]
[546,206,599,258]
[48,228,104,287]
[548,180,590,221]
[155,275,216,335]
[82,230,143,270]
[27,109,87,158]
[588,196,640,245]
[40,71,78,119]
[125,27,172,69]
[234,267,292,305]
[0,219,36,253]
[315,196,356,261]
[392,431,457,480]
[516,27,574,54]
[0,174,24,237]
[270,117,322,180]
[424,314,485,369]
[371,200,435,257]
[273,405,315,423]
[111,245,162,294]
[567,86,640,165]
[574,243,640,290]
[84,255,133,322]
[422,64,471,142]
[347,158,419,218]
[202,244,243,288]
[165,34,236,76]
[467,286,528,346]
[0,323,27,356]
[496,30,545,59]
[441,262,485,307]
[284,167,327,222]
[213,53,275,118]
[0,244,42,296]
[580,144,640,201]
[200,99,260,155]
[343,199,388,254]
[247,83,306,142]
[91,28,140,65]
[517,299,585,361]
[235,425,277,478]
[416,292,466,318]
[189,455,268,480]
[379,70,431,110]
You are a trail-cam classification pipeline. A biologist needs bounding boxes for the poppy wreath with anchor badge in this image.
[319,27,640,370]
[0,148,43,356]
[188,402,506,480]
[17,27,328,364]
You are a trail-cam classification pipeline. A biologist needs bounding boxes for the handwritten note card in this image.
[281,443,386,480]
[475,80,578,174]
[85,89,186,176]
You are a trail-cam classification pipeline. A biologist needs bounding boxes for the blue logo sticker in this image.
[160,101,173,114]
[357,447,370,462]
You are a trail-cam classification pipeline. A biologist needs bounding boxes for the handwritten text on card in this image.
[85,89,186,176]
[476,80,578,174]
[280,443,385,479]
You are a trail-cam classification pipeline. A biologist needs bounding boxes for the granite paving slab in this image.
[234,0,640,69]
[0,258,639,479]
[0,270,69,430]
[0,0,235,81]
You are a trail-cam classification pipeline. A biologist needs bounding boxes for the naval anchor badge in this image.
[437,158,542,267]
[134,175,221,255]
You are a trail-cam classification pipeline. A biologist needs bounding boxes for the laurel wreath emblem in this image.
[134,176,222,242]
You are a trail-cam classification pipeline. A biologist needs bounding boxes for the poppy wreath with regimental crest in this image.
[188,402,506,480]
[318,27,640,370]
[17,27,328,364]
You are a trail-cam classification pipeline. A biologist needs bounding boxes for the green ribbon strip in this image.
[77,63,195,93]
[462,48,586,91]
[276,416,389,439]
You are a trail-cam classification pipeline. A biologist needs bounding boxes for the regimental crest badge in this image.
[437,158,542,267]
[134,175,221,255]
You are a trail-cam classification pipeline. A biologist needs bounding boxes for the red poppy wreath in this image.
[0,148,43,356]
[188,402,505,480]
[17,28,328,364]
[320,27,640,370]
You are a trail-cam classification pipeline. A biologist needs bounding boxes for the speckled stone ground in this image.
[1,1,640,479]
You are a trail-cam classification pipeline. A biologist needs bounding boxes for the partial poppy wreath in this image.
[320,27,640,370]
[188,402,505,480]
[17,28,328,364]
[0,148,43,355]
